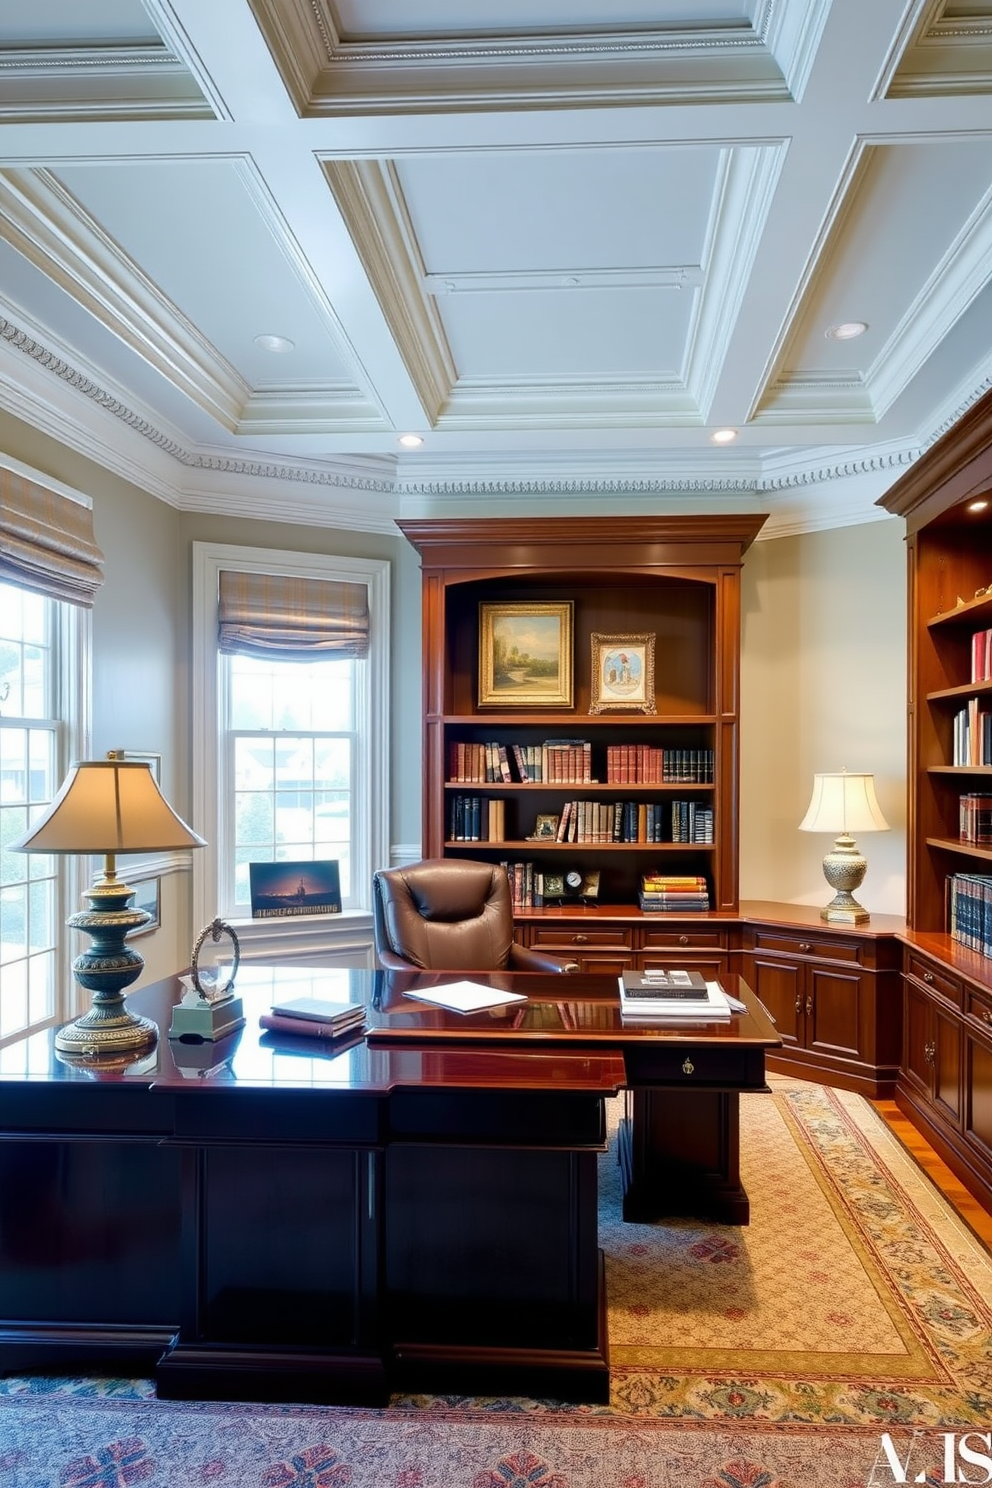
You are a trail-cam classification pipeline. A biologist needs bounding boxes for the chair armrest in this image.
[375,947,422,970]
[508,943,580,974]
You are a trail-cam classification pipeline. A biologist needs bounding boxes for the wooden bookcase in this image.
[397,516,766,939]
[880,389,992,935]
[880,387,992,1213]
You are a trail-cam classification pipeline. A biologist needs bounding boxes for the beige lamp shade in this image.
[798,770,888,924]
[12,759,206,855]
[798,771,890,836]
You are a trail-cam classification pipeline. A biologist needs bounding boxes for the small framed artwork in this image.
[108,749,162,784]
[248,860,342,919]
[129,876,161,936]
[479,601,574,708]
[589,632,657,714]
[527,812,560,841]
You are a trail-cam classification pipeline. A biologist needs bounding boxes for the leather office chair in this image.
[372,859,579,973]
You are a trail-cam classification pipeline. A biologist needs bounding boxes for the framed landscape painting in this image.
[479,601,573,708]
[589,632,657,714]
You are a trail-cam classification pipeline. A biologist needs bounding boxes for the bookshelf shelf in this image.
[398,516,765,928]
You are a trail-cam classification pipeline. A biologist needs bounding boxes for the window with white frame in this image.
[192,543,390,930]
[0,582,86,1043]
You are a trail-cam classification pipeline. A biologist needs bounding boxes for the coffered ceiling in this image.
[1,0,991,533]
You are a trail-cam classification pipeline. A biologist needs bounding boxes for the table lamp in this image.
[798,770,890,924]
[12,759,206,1057]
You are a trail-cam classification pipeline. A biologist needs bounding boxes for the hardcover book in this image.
[620,969,708,998]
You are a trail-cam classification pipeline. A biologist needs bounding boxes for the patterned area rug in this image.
[3,1080,992,1488]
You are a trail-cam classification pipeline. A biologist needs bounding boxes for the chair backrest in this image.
[372,859,516,970]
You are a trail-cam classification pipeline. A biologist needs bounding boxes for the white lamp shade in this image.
[11,760,206,854]
[798,771,890,835]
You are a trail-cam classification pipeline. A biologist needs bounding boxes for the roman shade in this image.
[0,467,104,608]
[217,569,370,660]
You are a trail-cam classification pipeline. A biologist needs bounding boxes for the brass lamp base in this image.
[819,832,871,925]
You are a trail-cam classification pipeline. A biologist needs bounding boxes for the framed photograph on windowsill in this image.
[589,632,657,714]
[479,601,574,708]
[128,876,161,936]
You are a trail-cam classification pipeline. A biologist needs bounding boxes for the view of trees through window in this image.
[228,653,357,914]
[0,582,59,1042]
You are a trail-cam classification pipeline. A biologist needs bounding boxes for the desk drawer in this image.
[530,926,633,951]
[750,930,862,964]
[906,953,962,1008]
[966,988,992,1035]
[624,1043,767,1089]
[638,927,728,951]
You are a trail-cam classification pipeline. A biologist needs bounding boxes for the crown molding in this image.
[0,45,210,122]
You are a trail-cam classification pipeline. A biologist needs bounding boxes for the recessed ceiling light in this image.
[968,499,989,513]
[825,321,868,341]
[711,428,737,444]
[398,434,424,448]
[254,333,295,353]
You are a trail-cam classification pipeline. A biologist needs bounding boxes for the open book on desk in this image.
[617,977,743,1021]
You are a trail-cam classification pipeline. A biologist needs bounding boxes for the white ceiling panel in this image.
[0,0,989,527]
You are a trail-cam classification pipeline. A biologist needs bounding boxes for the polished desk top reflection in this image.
[0,963,776,1093]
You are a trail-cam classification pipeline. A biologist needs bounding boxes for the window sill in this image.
[222,909,375,967]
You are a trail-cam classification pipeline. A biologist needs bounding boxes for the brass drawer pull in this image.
[924,1040,936,1064]
[923,971,934,984]
[981,1009,992,1025]
[571,934,588,944]
[798,941,811,953]
[682,1058,694,1075]
[679,935,689,945]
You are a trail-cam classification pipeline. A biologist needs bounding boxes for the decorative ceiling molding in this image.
[881,0,992,98]
[437,378,697,429]
[0,44,210,122]
[247,0,795,115]
[0,166,249,430]
[424,266,703,294]
[321,158,455,422]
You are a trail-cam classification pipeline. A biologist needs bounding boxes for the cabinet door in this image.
[965,1026,992,1174]
[748,955,802,1048]
[932,1001,963,1124]
[903,981,935,1101]
[805,966,862,1060]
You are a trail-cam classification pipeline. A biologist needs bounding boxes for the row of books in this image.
[638,873,711,912]
[972,627,992,684]
[447,740,714,786]
[449,796,717,844]
[448,739,595,784]
[449,795,507,841]
[948,871,992,958]
[960,792,992,846]
[670,801,714,844]
[952,700,992,766]
[605,746,714,784]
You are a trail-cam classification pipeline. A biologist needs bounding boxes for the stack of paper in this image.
[617,975,734,1021]
[259,997,367,1040]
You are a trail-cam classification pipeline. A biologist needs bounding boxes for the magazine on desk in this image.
[617,976,739,1021]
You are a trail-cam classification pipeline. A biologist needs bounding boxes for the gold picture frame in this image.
[589,632,657,714]
[479,601,574,708]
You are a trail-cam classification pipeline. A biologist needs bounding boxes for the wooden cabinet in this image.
[881,386,992,1209]
[517,909,730,978]
[397,516,766,936]
[740,912,902,1096]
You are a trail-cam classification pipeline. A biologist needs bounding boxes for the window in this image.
[192,543,390,934]
[0,582,87,1043]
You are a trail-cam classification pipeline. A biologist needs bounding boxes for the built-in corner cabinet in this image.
[397,516,766,946]
[881,385,992,1212]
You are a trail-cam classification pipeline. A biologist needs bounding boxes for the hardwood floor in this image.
[872,1098,992,1252]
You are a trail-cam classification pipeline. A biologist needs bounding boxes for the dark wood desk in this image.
[369,969,780,1223]
[0,965,777,1406]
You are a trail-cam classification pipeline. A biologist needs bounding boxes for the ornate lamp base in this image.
[819,833,870,925]
[55,875,157,1058]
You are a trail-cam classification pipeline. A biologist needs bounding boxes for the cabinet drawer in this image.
[750,930,862,964]
[966,988,992,1034]
[530,926,633,951]
[625,1043,767,1089]
[906,953,962,1007]
[638,927,728,951]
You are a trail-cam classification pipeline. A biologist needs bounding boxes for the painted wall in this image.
[1,406,910,992]
[740,517,907,914]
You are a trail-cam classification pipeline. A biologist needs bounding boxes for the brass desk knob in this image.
[682,1058,694,1075]
[572,934,588,944]
[679,935,689,945]
[923,971,934,984]
[799,942,811,953]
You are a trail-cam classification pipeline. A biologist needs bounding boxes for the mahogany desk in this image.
[0,965,777,1406]
[369,969,781,1224]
